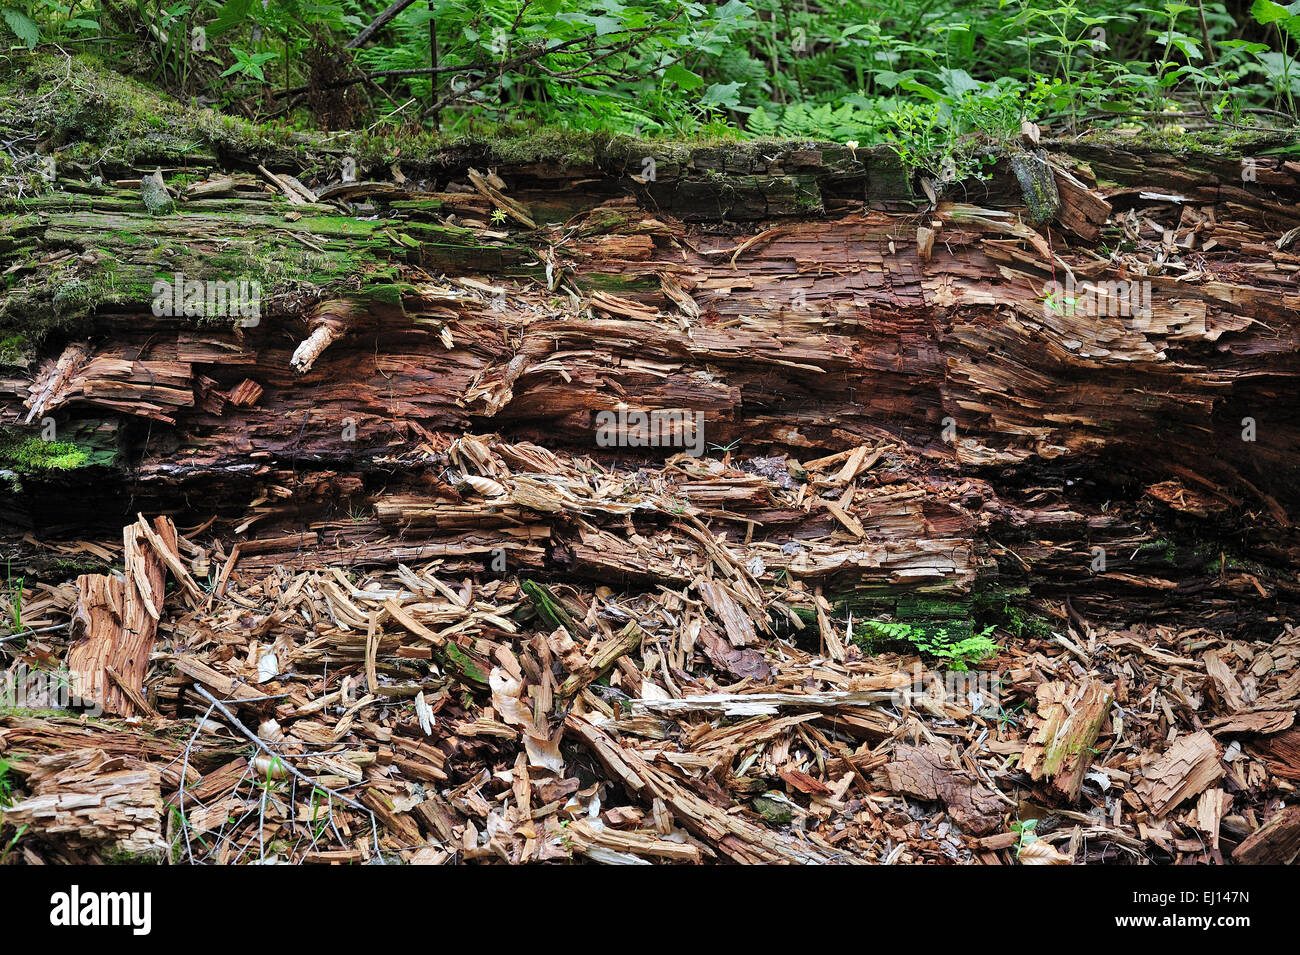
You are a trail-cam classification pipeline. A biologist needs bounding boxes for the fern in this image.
[854,619,998,671]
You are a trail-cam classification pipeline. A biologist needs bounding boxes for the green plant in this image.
[4,560,22,634]
[996,700,1029,729]
[221,45,279,82]
[1251,0,1300,116]
[853,619,998,671]
[13,0,1300,182]
[0,755,15,806]
[2,5,39,47]
[0,824,26,864]
[0,755,28,862]
[1011,817,1038,853]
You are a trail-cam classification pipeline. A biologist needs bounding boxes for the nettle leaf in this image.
[1219,39,1272,55]
[1256,50,1300,90]
[2,8,39,49]
[589,15,624,36]
[557,12,624,35]
[663,62,704,90]
[1159,33,1203,60]
[872,70,902,90]
[939,67,982,97]
[714,0,753,22]
[699,81,743,108]
[1251,0,1291,24]
[899,78,943,102]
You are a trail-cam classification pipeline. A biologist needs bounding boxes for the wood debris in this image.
[3,139,1300,865]
[3,749,166,857]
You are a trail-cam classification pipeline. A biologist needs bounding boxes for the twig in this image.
[177,696,219,864]
[0,623,69,643]
[347,0,420,49]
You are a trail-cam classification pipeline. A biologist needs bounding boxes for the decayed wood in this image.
[1020,679,1114,802]
[290,299,364,374]
[555,621,642,699]
[5,519,1298,864]
[67,516,180,717]
[5,126,1300,865]
[2,749,166,856]
[1231,805,1300,864]
[879,744,1003,836]
[1135,730,1225,818]
[629,685,899,718]
[564,819,701,864]
[66,519,158,712]
[5,144,1299,636]
[1193,788,1231,858]
[565,713,853,864]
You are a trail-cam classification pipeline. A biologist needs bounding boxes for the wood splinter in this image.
[290,300,363,374]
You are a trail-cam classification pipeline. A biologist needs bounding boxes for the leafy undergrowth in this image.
[9,1,1300,189]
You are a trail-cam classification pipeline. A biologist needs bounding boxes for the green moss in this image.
[48,555,112,576]
[753,793,794,825]
[575,271,661,294]
[0,332,30,365]
[0,52,320,178]
[0,706,73,718]
[1067,125,1298,159]
[441,643,489,686]
[1011,149,1060,224]
[100,846,166,865]
[364,282,406,306]
[0,184,416,362]
[0,435,89,471]
[0,422,119,474]
[972,587,1055,641]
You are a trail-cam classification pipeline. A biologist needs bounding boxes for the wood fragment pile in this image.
[3,497,1300,863]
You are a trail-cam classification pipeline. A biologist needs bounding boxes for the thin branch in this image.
[347,0,421,50]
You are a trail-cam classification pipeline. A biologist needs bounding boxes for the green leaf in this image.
[209,0,253,36]
[1251,0,1291,24]
[899,78,943,102]
[699,81,743,108]
[2,9,39,49]
[663,63,704,90]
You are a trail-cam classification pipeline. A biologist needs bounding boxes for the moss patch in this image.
[0,52,324,179]
[0,422,119,474]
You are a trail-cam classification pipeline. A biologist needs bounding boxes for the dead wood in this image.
[3,131,1300,865]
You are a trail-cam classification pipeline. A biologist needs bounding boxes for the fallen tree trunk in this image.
[3,134,1298,635]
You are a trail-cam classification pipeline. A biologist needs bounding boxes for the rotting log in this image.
[9,57,1300,865]
[3,122,1300,648]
